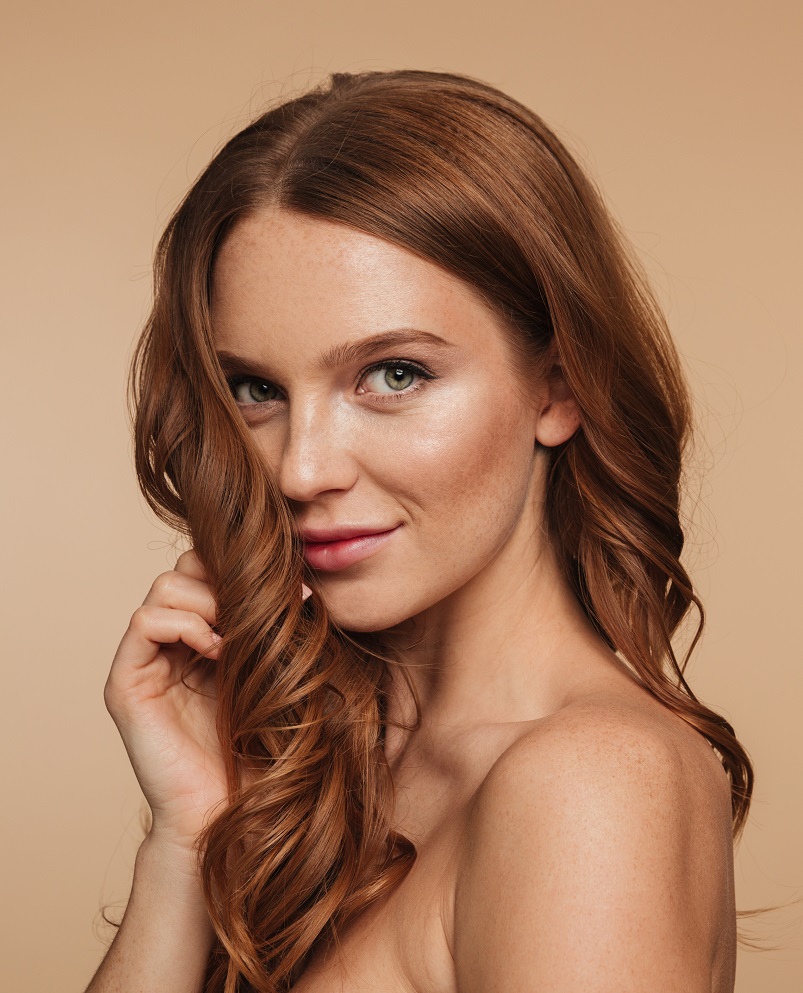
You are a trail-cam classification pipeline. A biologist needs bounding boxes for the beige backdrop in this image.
[1,0,800,989]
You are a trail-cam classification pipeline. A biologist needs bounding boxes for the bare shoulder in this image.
[454,693,736,993]
[481,690,732,821]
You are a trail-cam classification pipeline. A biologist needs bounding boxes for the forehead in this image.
[210,207,513,353]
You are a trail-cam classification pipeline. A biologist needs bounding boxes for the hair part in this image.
[130,69,754,991]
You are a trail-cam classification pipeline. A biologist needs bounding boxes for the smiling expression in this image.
[210,207,563,632]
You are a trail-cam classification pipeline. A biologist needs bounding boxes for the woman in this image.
[88,69,753,993]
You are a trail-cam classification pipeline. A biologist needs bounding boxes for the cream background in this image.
[1,0,800,989]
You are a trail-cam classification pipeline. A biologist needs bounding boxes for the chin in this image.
[317,587,421,636]
[327,605,409,635]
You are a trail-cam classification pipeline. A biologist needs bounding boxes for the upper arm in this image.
[454,711,730,993]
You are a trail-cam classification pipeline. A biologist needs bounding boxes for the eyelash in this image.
[227,359,435,410]
[358,359,435,401]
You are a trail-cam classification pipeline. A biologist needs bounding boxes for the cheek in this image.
[380,393,537,554]
[302,389,537,630]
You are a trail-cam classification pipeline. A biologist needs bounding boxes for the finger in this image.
[121,605,222,667]
[173,548,209,582]
[143,571,218,626]
[106,608,221,717]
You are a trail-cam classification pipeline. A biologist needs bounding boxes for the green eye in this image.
[230,377,278,404]
[384,366,415,391]
[360,360,433,398]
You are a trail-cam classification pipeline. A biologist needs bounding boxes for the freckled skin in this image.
[209,208,736,993]
[211,207,565,635]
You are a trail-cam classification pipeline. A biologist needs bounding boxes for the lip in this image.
[301,524,396,543]
[302,525,401,572]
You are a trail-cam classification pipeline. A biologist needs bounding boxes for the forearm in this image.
[84,834,216,993]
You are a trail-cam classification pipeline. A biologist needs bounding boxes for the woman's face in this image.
[211,207,572,632]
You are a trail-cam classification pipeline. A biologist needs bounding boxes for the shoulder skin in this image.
[453,700,735,993]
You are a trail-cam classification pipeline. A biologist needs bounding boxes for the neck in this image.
[379,506,615,753]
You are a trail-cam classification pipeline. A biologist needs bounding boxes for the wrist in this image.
[135,832,215,944]
[137,830,206,886]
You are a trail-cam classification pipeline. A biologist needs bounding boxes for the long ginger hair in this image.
[130,69,754,991]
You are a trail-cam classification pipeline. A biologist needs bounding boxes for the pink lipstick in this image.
[302,525,400,572]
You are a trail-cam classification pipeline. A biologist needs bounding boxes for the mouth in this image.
[302,525,401,572]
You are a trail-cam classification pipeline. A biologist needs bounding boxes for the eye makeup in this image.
[225,357,437,413]
[356,358,435,402]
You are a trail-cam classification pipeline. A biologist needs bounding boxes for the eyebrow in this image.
[216,328,457,375]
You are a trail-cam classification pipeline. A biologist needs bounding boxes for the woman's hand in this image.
[104,549,227,856]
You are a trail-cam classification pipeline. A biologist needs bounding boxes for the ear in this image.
[534,363,580,447]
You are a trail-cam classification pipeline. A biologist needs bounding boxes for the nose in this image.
[275,397,360,502]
